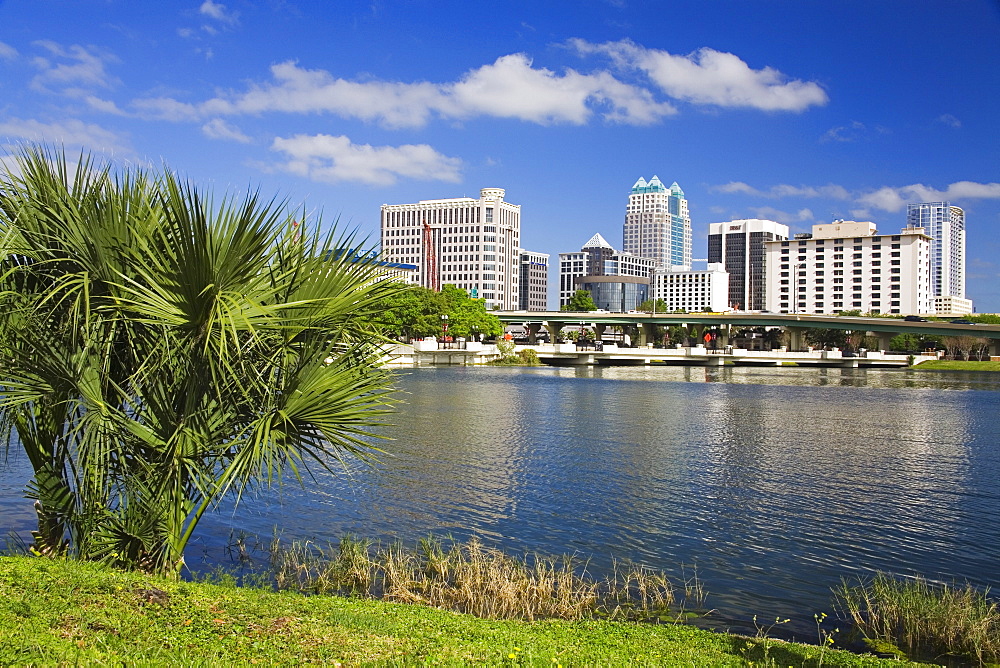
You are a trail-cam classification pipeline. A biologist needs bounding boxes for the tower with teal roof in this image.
[623,176,692,269]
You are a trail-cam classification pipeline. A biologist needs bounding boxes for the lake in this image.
[2,365,999,643]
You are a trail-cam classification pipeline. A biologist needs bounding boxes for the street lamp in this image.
[440,314,449,347]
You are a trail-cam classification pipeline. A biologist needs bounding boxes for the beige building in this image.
[380,188,521,310]
[765,220,932,315]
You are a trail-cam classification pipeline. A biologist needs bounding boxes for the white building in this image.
[653,263,730,313]
[558,233,655,311]
[518,249,549,311]
[764,220,932,315]
[906,202,966,300]
[707,219,789,311]
[380,188,521,309]
[623,176,691,269]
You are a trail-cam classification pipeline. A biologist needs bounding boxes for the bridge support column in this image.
[991,339,1000,359]
[593,323,607,342]
[526,323,541,344]
[543,321,564,343]
[640,323,656,346]
[877,331,894,352]
[717,324,731,348]
[786,326,807,352]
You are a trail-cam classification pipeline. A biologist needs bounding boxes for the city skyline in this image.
[1,1,998,309]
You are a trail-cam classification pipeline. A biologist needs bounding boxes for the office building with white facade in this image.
[623,176,692,269]
[906,201,968,308]
[652,263,730,313]
[559,233,656,311]
[708,219,789,311]
[765,220,932,315]
[518,249,549,311]
[380,188,522,310]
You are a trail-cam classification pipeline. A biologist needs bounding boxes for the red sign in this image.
[704,333,712,343]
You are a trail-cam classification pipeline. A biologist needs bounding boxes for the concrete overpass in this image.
[495,311,1000,355]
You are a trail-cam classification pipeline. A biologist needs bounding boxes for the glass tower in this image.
[905,202,965,298]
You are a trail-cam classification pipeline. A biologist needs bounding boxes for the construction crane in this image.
[422,218,438,291]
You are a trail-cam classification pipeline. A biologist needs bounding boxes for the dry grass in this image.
[265,535,706,623]
[835,572,1000,664]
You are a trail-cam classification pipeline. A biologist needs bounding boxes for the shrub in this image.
[517,349,541,365]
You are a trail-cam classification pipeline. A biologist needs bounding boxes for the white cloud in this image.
[0,117,131,155]
[712,181,850,199]
[0,41,18,60]
[270,134,463,186]
[84,96,127,115]
[859,182,1000,212]
[131,53,675,128]
[201,61,444,128]
[721,179,1000,214]
[201,118,251,143]
[821,121,867,142]
[747,206,815,224]
[132,96,201,121]
[571,38,828,112]
[200,0,239,25]
[30,41,119,93]
[449,54,674,125]
[937,113,961,128]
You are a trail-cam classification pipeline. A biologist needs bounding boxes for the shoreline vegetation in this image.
[3,535,997,665]
[906,360,1000,371]
[0,554,929,666]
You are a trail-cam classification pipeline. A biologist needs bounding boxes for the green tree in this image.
[440,285,503,339]
[0,146,402,575]
[561,289,597,312]
[375,284,502,340]
[376,286,448,339]
[636,298,668,313]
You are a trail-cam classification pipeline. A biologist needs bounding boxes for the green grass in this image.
[0,556,925,666]
[910,360,1000,371]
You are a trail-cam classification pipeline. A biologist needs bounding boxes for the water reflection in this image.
[1,366,998,643]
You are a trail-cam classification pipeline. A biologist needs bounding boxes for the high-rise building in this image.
[905,202,965,299]
[380,188,521,310]
[559,233,655,311]
[708,219,790,311]
[764,220,932,315]
[518,249,549,311]
[623,176,691,269]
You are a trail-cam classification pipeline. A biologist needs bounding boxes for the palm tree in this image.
[0,146,403,575]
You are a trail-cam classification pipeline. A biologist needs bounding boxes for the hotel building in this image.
[652,263,730,313]
[380,188,522,310]
[708,219,789,311]
[623,176,692,269]
[764,220,932,315]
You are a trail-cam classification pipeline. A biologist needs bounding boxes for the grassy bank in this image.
[910,360,1000,371]
[0,556,921,666]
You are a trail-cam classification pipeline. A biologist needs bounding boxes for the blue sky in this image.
[2,0,999,310]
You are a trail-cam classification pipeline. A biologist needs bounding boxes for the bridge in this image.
[494,311,1000,356]
[383,340,927,368]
